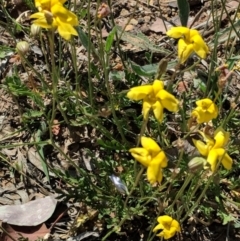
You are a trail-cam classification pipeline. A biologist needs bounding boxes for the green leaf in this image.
[22,110,43,119]
[76,26,90,50]
[35,129,50,183]
[177,0,189,26]
[105,26,116,54]
[76,26,99,58]
[0,45,14,59]
[109,70,125,81]
[5,75,44,107]
[130,61,158,77]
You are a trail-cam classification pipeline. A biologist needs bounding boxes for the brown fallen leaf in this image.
[1,223,50,241]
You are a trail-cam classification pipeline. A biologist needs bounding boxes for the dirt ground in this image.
[1,0,240,240]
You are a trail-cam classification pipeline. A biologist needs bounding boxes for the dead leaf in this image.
[149,18,168,33]
[0,196,57,226]
[125,24,134,32]
[1,223,50,241]
[27,147,55,176]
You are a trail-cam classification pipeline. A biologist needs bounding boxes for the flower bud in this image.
[31,24,41,37]
[155,59,168,79]
[109,175,129,194]
[188,157,205,173]
[16,41,30,55]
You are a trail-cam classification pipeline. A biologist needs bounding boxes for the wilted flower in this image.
[193,128,232,172]
[30,0,78,40]
[153,215,180,240]
[166,26,209,63]
[97,3,111,19]
[129,137,168,184]
[109,175,129,194]
[127,80,179,122]
[191,98,218,123]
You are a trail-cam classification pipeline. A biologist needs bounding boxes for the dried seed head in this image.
[16,41,30,55]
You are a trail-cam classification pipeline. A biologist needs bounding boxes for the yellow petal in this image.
[192,139,209,156]
[215,148,232,170]
[191,34,209,59]
[166,26,190,39]
[191,108,217,123]
[52,4,78,25]
[147,163,163,184]
[152,80,164,95]
[157,89,179,112]
[152,151,168,168]
[152,100,164,122]
[57,22,78,40]
[127,85,153,101]
[178,39,194,63]
[213,128,229,148]
[207,149,219,172]
[32,18,52,28]
[129,147,150,167]
[196,99,218,114]
[141,136,161,155]
[189,29,200,38]
[142,99,152,119]
[154,216,180,239]
[153,223,164,232]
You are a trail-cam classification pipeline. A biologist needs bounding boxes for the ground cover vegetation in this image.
[0,0,240,240]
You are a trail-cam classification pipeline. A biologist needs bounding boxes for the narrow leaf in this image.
[177,0,189,27]
[105,26,116,54]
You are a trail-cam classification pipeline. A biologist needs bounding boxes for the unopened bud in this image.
[188,157,205,173]
[16,41,30,55]
[155,59,168,79]
[31,24,41,37]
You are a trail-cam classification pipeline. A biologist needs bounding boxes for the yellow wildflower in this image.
[127,80,179,122]
[166,26,209,63]
[193,128,232,172]
[129,137,167,184]
[30,0,78,40]
[191,98,218,123]
[153,215,180,240]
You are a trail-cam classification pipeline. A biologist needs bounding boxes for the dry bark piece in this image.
[0,196,57,226]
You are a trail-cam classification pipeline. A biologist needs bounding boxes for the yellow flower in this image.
[129,137,168,184]
[191,98,218,123]
[127,80,179,122]
[193,128,232,172]
[153,215,180,240]
[166,26,209,63]
[30,0,78,40]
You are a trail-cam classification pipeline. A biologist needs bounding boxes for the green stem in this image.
[168,173,194,212]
